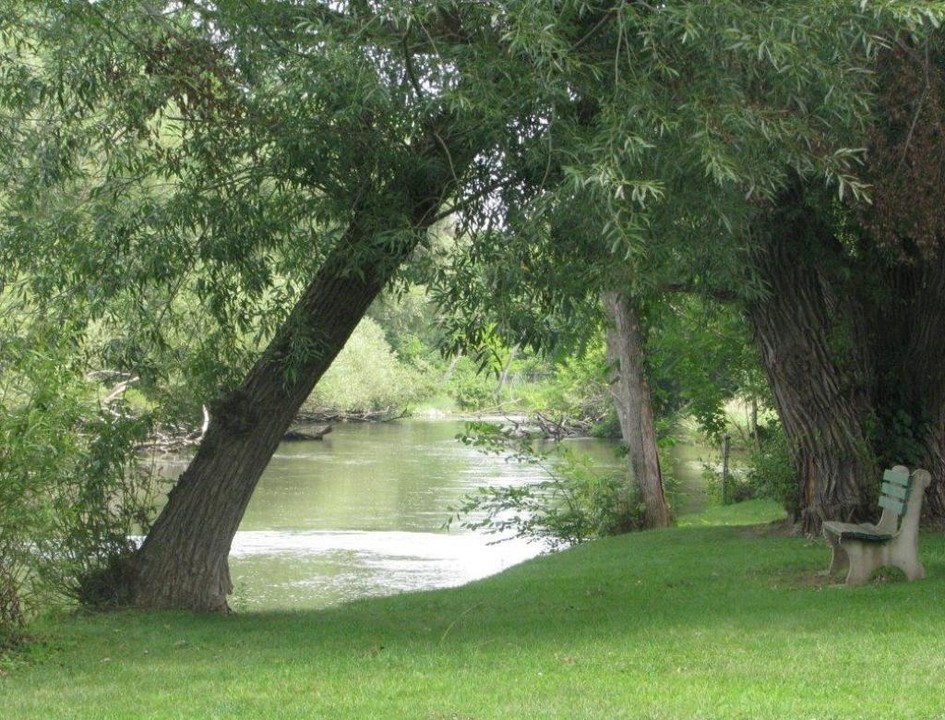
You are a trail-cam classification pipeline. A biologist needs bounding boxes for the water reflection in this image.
[228,529,538,610]
[241,420,554,532]
[155,419,710,611]
[158,420,615,610]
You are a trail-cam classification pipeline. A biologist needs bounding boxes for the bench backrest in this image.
[874,465,912,535]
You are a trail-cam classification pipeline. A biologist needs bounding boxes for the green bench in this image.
[822,465,931,586]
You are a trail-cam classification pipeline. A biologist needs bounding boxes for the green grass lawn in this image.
[4,501,945,719]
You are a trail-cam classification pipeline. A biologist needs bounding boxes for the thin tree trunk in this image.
[495,343,519,404]
[603,291,671,529]
[130,133,464,611]
[747,191,878,534]
[749,396,761,452]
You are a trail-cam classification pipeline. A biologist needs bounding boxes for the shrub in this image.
[446,422,643,550]
[702,461,756,506]
[744,422,799,516]
[0,325,159,646]
[305,317,434,413]
[444,356,500,411]
[516,342,615,432]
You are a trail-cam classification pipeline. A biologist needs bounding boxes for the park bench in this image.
[822,465,931,586]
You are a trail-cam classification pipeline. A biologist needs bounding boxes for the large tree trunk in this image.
[857,40,945,520]
[603,291,671,529]
[747,191,879,535]
[888,250,945,518]
[746,195,945,532]
[130,140,461,611]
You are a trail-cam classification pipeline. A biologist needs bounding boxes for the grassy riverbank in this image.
[4,500,945,719]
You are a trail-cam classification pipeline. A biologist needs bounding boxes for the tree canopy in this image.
[3,1,945,619]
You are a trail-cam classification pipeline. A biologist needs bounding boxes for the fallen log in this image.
[282,425,333,441]
[295,407,408,423]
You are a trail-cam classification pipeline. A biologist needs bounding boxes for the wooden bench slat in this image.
[878,494,907,515]
[883,468,910,487]
[881,482,910,500]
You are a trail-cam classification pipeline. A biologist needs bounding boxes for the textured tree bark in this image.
[603,291,671,529]
[129,137,460,611]
[747,194,879,535]
[889,251,945,518]
[858,42,945,520]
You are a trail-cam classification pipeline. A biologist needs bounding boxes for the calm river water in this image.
[156,419,707,611]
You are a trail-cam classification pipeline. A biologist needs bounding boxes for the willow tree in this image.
[2,1,936,611]
[747,34,945,533]
[1,0,543,610]
[431,3,905,531]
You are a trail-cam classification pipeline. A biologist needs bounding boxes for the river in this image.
[155,419,708,611]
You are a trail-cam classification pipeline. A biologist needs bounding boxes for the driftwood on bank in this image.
[136,404,596,453]
[295,406,409,424]
[137,406,402,453]
[137,407,211,453]
[533,412,594,440]
[139,419,335,452]
[282,425,333,441]
[507,412,598,440]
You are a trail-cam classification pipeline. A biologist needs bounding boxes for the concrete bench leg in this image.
[824,534,849,577]
[889,536,926,581]
[840,541,882,586]
[829,536,925,586]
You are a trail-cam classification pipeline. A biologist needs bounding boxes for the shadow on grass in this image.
[49,523,945,663]
[8,522,945,720]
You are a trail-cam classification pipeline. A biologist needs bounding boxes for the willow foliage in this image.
[1,0,943,619]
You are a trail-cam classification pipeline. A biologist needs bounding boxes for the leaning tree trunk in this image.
[747,191,879,535]
[130,142,461,611]
[603,291,671,529]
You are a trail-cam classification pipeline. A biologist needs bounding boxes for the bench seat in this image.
[820,521,892,543]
